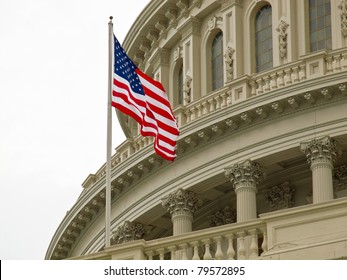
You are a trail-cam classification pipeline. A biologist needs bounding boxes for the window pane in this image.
[309,0,332,52]
[211,31,224,91]
[255,5,273,73]
[178,66,183,105]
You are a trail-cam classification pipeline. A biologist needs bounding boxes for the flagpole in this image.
[105,16,113,248]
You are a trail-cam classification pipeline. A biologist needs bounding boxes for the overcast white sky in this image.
[0,0,150,260]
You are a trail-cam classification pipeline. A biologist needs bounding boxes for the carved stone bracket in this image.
[112,221,147,244]
[264,181,295,211]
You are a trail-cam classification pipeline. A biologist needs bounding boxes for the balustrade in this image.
[82,48,347,189]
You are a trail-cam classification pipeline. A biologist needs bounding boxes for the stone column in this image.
[162,188,201,260]
[162,188,202,235]
[225,160,265,222]
[300,136,341,203]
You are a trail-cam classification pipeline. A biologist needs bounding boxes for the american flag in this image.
[112,35,180,161]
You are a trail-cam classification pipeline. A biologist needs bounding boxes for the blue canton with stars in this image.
[114,36,144,95]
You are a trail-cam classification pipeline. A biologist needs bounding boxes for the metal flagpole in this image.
[105,16,113,248]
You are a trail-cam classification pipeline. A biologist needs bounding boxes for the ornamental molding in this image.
[208,15,223,32]
[210,206,236,227]
[162,188,202,217]
[111,221,147,244]
[183,75,192,104]
[300,136,341,166]
[225,159,265,187]
[224,44,235,81]
[333,164,347,191]
[264,181,295,211]
[276,19,289,59]
[179,16,202,40]
[339,0,347,36]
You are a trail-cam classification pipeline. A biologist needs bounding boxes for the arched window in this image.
[255,5,273,73]
[178,65,184,105]
[211,31,224,91]
[309,0,331,52]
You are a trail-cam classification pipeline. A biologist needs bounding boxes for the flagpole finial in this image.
[109,16,113,22]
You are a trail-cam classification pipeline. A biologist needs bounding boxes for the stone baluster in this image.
[191,241,200,260]
[248,229,259,259]
[208,98,216,112]
[214,236,224,260]
[326,56,333,74]
[299,64,306,80]
[225,234,235,260]
[284,69,292,85]
[300,136,341,203]
[157,248,165,260]
[292,66,300,82]
[277,71,285,87]
[237,232,246,260]
[202,239,212,260]
[261,228,268,253]
[270,73,278,90]
[256,78,264,94]
[249,79,257,97]
[334,55,342,72]
[168,245,177,260]
[179,243,189,260]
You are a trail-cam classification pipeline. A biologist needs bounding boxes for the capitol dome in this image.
[46,0,347,260]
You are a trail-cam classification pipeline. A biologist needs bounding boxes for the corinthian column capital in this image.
[225,159,265,187]
[300,136,341,166]
[162,188,202,218]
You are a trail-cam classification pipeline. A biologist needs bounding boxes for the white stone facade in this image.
[46,0,347,260]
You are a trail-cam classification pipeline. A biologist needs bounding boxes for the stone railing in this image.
[69,197,347,260]
[82,48,347,189]
[70,219,267,260]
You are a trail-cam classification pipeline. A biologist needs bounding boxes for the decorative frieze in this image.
[264,182,295,211]
[112,221,146,244]
[210,206,236,227]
